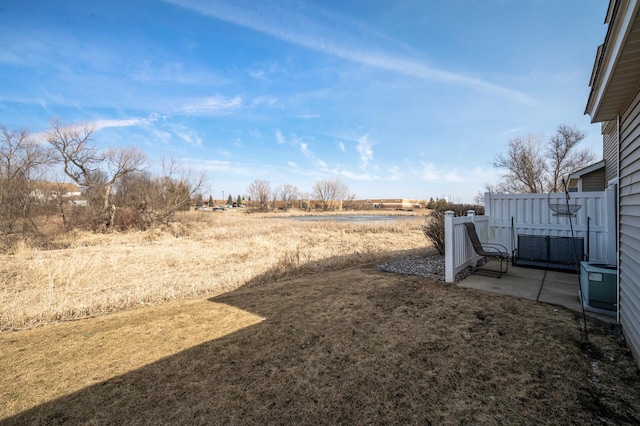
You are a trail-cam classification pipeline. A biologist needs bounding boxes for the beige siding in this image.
[619,88,640,363]
[602,120,618,184]
[582,168,606,191]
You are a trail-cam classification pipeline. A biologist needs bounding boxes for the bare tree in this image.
[109,157,205,228]
[473,182,506,205]
[298,191,311,211]
[247,179,271,212]
[0,125,52,236]
[312,177,348,211]
[342,193,359,210]
[492,134,547,193]
[151,157,205,222]
[547,124,595,192]
[277,184,299,211]
[158,157,205,212]
[47,120,147,230]
[114,170,154,210]
[492,125,594,194]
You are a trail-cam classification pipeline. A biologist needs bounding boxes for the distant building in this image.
[29,182,83,201]
[362,199,422,210]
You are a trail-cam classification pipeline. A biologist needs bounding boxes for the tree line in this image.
[0,119,355,246]
[0,120,205,246]
[242,177,354,212]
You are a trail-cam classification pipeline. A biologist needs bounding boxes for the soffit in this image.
[587,0,640,122]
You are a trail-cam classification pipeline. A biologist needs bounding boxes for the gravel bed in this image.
[376,251,483,283]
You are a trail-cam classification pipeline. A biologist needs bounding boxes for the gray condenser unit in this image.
[580,261,617,315]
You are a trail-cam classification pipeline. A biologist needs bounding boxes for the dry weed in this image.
[0,212,427,330]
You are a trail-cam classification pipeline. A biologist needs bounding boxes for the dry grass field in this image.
[1,211,640,424]
[0,210,427,332]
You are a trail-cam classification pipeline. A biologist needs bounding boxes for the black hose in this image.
[563,179,588,340]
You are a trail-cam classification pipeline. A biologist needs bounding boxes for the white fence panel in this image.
[444,190,615,282]
[485,190,614,265]
[445,211,489,282]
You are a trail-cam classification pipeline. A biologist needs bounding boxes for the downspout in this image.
[617,114,621,324]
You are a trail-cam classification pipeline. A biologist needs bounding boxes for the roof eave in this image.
[586,0,640,123]
[568,160,606,179]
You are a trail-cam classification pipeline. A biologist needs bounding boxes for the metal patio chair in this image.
[463,222,510,278]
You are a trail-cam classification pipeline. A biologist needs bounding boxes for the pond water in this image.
[283,215,417,223]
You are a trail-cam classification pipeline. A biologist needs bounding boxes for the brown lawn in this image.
[2,261,640,425]
[1,212,639,424]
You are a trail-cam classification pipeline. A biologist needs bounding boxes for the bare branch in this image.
[276,184,299,211]
[0,125,53,235]
[492,134,547,193]
[546,124,594,192]
[247,179,271,212]
[46,120,148,229]
[312,177,349,210]
[491,126,593,194]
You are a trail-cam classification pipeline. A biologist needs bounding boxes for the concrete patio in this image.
[457,261,617,323]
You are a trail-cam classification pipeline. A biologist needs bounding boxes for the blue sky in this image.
[1,0,607,203]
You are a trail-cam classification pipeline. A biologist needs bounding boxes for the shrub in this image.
[422,210,445,255]
[422,203,485,255]
[113,207,147,231]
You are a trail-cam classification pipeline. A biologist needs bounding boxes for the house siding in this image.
[603,120,619,184]
[582,168,606,191]
[619,87,640,363]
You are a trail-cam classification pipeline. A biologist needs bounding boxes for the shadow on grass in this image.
[1,249,429,424]
[3,248,640,425]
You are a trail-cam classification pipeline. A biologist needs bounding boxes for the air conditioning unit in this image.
[580,261,617,315]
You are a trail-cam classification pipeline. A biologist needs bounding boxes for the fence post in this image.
[605,187,617,266]
[445,211,455,283]
[484,192,491,216]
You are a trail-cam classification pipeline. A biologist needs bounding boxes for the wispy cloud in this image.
[293,113,320,119]
[186,158,251,175]
[175,95,242,116]
[388,166,402,181]
[335,169,377,181]
[93,116,157,131]
[273,129,329,170]
[356,135,373,170]
[163,0,533,104]
[175,128,203,147]
[130,61,227,86]
[291,134,327,169]
[151,128,173,144]
[421,162,464,183]
[503,125,528,136]
[31,115,159,144]
[338,142,345,152]
[251,96,279,108]
[248,61,281,80]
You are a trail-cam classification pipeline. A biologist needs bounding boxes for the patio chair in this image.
[463,222,510,278]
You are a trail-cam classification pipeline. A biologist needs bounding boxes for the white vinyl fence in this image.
[445,189,616,282]
[444,211,489,282]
